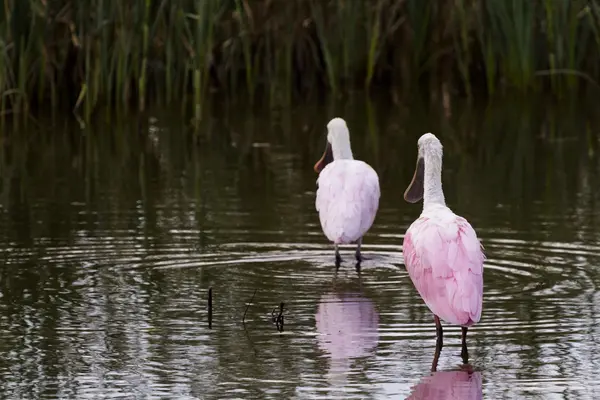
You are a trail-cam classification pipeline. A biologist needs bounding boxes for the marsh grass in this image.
[2,0,600,121]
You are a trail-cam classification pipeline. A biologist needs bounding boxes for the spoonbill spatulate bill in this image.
[314,118,380,269]
[402,133,484,365]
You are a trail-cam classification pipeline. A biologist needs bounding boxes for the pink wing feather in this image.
[403,212,484,326]
[316,160,380,244]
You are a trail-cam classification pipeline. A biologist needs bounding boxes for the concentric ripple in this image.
[2,116,600,399]
[1,200,599,399]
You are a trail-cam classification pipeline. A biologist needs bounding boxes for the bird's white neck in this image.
[423,152,446,209]
[332,140,353,160]
[331,130,354,160]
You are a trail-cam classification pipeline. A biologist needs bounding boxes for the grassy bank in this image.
[1,0,600,120]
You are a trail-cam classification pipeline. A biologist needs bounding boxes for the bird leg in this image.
[335,245,342,268]
[461,326,469,364]
[431,338,442,372]
[355,237,363,263]
[434,315,443,349]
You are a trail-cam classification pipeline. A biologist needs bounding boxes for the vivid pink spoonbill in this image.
[314,118,380,268]
[402,133,484,364]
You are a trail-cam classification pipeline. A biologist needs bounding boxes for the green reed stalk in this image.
[84,32,93,121]
[476,17,497,95]
[588,3,600,78]
[544,0,560,93]
[5,0,600,120]
[365,0,382,89]
[406,0,432,81]
[284,29,293,105]
[310,0,337,93]
[453,0,472,98]
[190,0,216,119]
[266,26,276,107]
[163,0,176,104]
[235,0,257,101]
[37,12,45,109]
[339,0,360,85]
[17,38,27,117]
[565,3,580,90]
[138,0,150,111]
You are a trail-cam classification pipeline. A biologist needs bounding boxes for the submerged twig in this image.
[242,320,259,357]
[208,287,213,329]
[272,302,285,332]
[242,289,257,324]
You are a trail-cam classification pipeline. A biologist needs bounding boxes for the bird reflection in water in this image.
[315,287,379,386]
[407,344,482,400]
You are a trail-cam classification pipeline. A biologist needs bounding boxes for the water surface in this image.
[1,97,600,399]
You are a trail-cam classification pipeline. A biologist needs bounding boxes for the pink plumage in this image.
[316,160,380,245]
[313,117,380,265]
[406,369,483,400]
[403,209,484,327]
[402,132,484,362]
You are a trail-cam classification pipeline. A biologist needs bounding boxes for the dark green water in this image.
[1,96,600,399]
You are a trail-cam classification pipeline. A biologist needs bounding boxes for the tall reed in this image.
[1,0,600,121]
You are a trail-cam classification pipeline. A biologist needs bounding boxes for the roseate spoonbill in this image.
[402,133,484,363]
[314,118,380,268]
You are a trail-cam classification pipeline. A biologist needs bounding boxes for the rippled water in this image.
[1,97,600,399]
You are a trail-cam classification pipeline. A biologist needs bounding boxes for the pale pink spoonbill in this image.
[314,118,380,268]
[402,133,484,364]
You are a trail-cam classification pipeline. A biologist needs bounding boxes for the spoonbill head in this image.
[314,118,380,269]
[402,132,484,364]
[314,117,353,173]
[404,133,443,204]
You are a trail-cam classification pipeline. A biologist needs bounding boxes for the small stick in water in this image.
[208,287,213,329]
[242,289,258,324]
[275,302,285,332]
